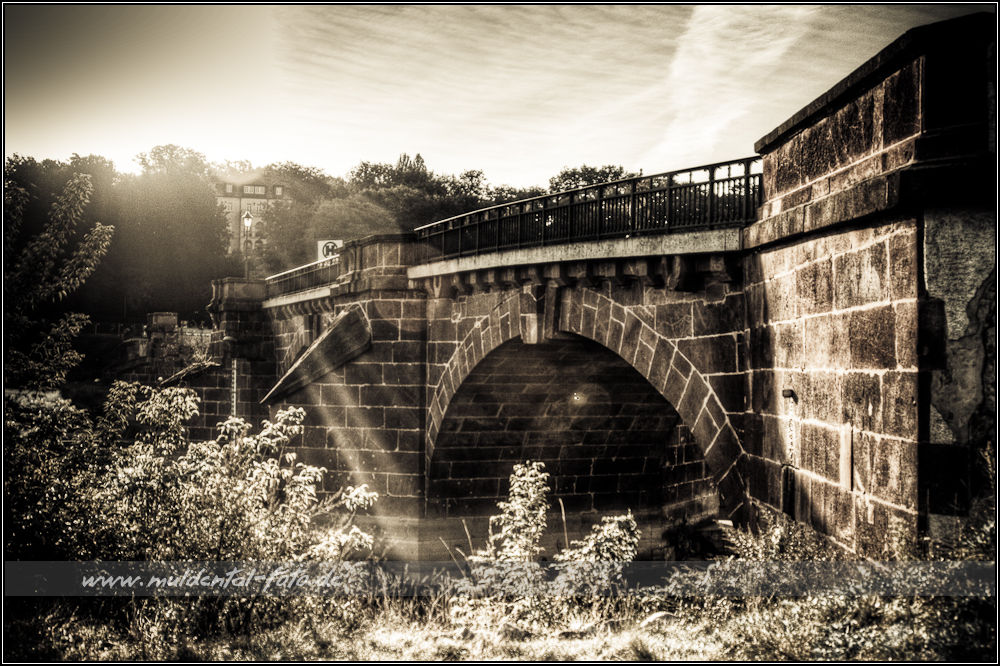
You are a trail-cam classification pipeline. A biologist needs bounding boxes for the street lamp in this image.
[242,210,253,279]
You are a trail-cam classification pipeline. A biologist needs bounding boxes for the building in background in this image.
[214,173,287,256]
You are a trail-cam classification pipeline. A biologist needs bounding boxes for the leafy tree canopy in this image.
[548,164,640,193]
[3,172,114,389]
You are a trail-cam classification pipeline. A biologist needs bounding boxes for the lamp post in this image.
[242,210,253,279]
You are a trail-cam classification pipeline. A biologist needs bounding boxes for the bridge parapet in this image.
[415,157,761,262]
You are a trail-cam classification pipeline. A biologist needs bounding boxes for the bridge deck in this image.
[414,157,761,260]
[264,157,762,299]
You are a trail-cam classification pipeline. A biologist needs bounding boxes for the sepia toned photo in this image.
[4,4,996,662]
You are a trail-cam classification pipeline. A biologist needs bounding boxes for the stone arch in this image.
[425,289,527,461]
[557,286,751,521]
[428,334,718,556]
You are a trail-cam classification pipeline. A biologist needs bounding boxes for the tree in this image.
[310,195,400,242]
[124,145,230,318]
[3,171,114,389]
[490,184,547,205]
[547,164,640,193]
[136,144,213,179]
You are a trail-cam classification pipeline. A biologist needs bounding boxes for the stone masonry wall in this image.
[263,236,428,558]
[742,218,921,556]
[747,13,995,555]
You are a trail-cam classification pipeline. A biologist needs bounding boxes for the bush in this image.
[4,381,379,654]
[450,461,641,636]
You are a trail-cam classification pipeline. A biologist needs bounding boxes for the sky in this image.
[3,4,992,188]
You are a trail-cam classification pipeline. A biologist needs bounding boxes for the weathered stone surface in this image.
[261,306,371,403]
[677,335,738,375]
[848,305,896,369]
[893,301,918,369]
[796,259,833,315]
[881,371,918,439]
[836,241,889,309]
[842,372,882,433]
[887,229,918,301]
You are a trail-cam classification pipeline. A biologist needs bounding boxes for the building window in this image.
[243,185,265,195]
[225,183,234,194]
[274,185,283,197]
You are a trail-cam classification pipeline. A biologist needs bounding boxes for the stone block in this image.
[385,407,421,430]
[888,229,918,301]
[870,436,918,508]
[677,335,738,375]
[772,322,803,369]
[893,302,918,369]
[620,310,643,358]
[716,464,747,510]
[744,282,767,329]
[676,372,709,426]
[370,300,402,320]
[346,406,384,428]
[654,302,693,339]
[344,363,383,385]
[387,473,422,497]
[834,241,889,309]
[881,371,918,439]
[881,60,921,145]
[691,408,720,461]
[302,383,342,408]
[849,305,896,369]
[748,325,774,369]
[796,258,833,315]
[704,425,741,480]
[842,371,882,433]
[799,422,839,481]
[646,338,675,391]
[800,371,843,423]
[396,430,421,452]
[632,337,654,377]
[854,496,890,559]
[803,312,848,370]
[764,272,797,322]
[693,294,745,336]
[825,483,856,547]
[361,384,418,407]
[603,316,622,351]
[794,470,813,528]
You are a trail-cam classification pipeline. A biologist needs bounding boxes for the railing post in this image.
[743,159,753,223]
[630,180,637,232]
[597,186,604,240]
[474,215,480,255]
[541,198,547,246]
[515,207,521,249]
[666,174,674,230]
[707,166,715,227]
[569,193,575,240]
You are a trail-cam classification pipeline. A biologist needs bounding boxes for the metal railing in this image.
[265,256,340,298]
[415,157,762,260]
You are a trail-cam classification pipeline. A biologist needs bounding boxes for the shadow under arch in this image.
[429,334,720,558]
[557,287,752,523]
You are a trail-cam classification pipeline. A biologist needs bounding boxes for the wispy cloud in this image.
[637,5,818,169]
[3,4,989,186]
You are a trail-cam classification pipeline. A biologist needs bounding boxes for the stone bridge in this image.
[185,14,994,559]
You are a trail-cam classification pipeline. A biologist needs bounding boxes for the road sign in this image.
[318,239,344,261]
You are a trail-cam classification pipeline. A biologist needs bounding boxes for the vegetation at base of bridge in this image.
[5,380,995,661]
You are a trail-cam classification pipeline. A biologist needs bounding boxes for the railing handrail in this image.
[265,254,339,282]
[414,156,761,233]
